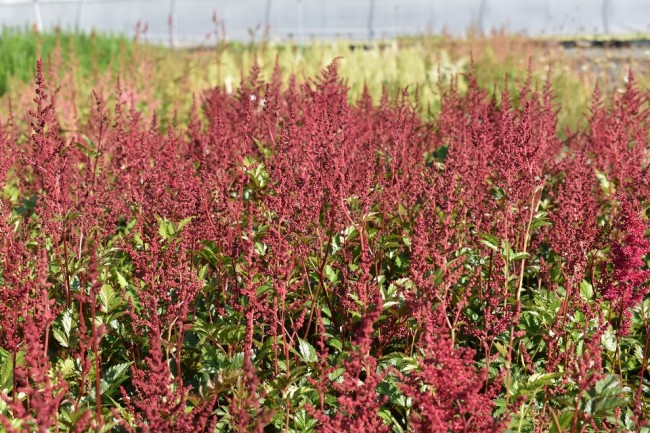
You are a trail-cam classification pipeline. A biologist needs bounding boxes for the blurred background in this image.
[1,0,649,45]
[0,0,648,135]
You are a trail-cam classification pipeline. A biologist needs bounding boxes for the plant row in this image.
[0,59,648,432]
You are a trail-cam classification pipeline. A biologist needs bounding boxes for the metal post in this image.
[544,0,550,34]
[76,0,86,32]
[169,0,177,47]
[478,0,487,34]
[602,0,610,34]
[33,0,43,32]
[298,0,304,43]
[264,0,273,33]
[367,0,375,40]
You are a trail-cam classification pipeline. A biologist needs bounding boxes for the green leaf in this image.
[177,216,193,232]
[101,362,132,396]
[253,138,272,160]
[527,372,561,387]
[501,240,514,260]
[57,358,76,378]
[229,352,245,370]
[0,350,22,391]
[89,362,132,402]
[324,265,338,284]
[254,241,267,256]
[100,284,117,312]
[494,342,508,358]
[602,327,617,352]
[579,280,593,301]
[530,211,551,231]
[292,409,318,432]
[634,345,645,363]
[156,216,171,239]
[595,170,613,196]
[377,407,404,431]
[510,252,530,261]
[298,338,318,363]
[594,374,624,395]
[328,367,345,382]
[52,329,69,348]
[549,409,574,433]
[478,233,499,251]
[61,308,73,337]
[327,337,343,352]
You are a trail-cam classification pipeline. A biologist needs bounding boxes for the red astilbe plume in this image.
[119,330,216,433]
[124,225,203,334]
[0,237,57,351]
[0,109,15,184]
[490,86,553,245]
[564,317,607,432]
[308,297,389,433]
[601,198,650,336]
[0,226,31,355]
[541,149,601,373]
[23,60,74,234]
[228,351,273,433]
[436,74,493,225]
[0,242,65,430]
[311,355,388,433]
[400,308,506,433]
[546,148,600,299]
[582,73,649,199]
[0,318,79,433]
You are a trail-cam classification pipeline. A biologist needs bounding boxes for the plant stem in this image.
[90,286,102,427]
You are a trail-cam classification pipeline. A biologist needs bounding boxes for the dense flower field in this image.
[0,55,648,432]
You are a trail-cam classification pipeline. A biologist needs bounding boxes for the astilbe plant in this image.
[399,309,505,433]
[601,198,650,336]
[0,54,649,433]
[119,331,217,433]
[583,73,649,200]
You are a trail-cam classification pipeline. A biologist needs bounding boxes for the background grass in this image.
[0,28,647,132]
[0,27,134,97]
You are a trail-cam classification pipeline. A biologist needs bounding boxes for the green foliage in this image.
[0,27,133,96]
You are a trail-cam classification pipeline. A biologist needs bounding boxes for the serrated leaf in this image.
[254,241,267,256]
[501,240,514,260]
[595,375,623,395]
[478,233,499,251]
[527,372,561,388]
[229,352,245,370]
[101,362,131,395]
[324,265,338,284]
[177,216,193,232]
[328,367,345,382]
[510,252,530,261]
[61,308,73,337]
[88,362,132,402]
[327,337,342,352]
[100,285,116,311]
[579,280,593,301]
[52,329,69,348]
[494,342,508,358]
[362,212,379,223]
[634,345,644,363]
[298,338,318,363]
[57,358,76,377]
[530,211,551,231]
[602,328,617,352]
